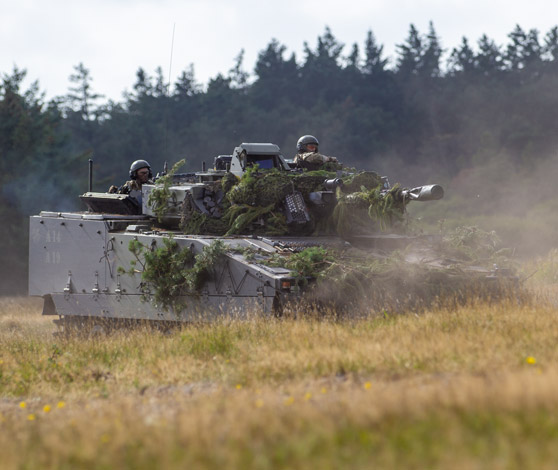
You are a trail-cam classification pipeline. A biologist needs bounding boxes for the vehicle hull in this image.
[29,212,297,323]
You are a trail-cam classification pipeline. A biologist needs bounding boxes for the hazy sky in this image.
[3,0,557,102]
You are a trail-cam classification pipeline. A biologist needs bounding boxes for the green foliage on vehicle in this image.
[122,237,227,313]
[147,159,186,222]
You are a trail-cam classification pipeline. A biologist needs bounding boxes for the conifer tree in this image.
[363,30,388,75]
[66,62,104,120]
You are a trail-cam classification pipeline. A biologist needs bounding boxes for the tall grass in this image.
[1,295,558,469]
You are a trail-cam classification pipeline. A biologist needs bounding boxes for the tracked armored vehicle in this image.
[30,142,487,333]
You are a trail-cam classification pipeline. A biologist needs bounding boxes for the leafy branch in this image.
[120,237,227,314]
[147,159,186,222]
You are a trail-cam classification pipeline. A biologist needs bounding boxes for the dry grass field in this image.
[2,294,558,469]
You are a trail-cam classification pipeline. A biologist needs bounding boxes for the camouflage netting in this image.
[292,171,337,197]
[220,171,238,194]
[341,170,383,193]
[227,168,295,207]
[181,206,230,235]
[332,184,407,237]
[179,167,405,237]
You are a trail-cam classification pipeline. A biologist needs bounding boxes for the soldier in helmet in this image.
[108,160,153,200]
[293,135,340,171]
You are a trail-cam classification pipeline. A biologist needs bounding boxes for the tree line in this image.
[2,23,558,294]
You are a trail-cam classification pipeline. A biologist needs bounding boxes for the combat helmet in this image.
[297,135,319,153]
[129,159,152,179]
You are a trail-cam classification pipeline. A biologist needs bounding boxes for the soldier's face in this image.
[137,168,150,183]
[305,144,318,152]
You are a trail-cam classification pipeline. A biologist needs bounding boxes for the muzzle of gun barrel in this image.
[418,184,444,200]
[323,178,344,191]
[405,184,444,201]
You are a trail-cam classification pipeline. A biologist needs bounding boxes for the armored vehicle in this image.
[30,142,493,333]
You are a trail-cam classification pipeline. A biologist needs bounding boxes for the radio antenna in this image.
[168,23,176,96]
[163,23,176,166]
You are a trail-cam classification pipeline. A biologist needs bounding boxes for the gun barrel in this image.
[403,184,444,201]
[323,178,344,190]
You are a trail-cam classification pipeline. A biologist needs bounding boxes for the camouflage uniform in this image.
[293,152,339,171]
[108,179,153,194]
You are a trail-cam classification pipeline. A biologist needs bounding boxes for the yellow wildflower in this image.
[284,396,295,406]
[19,402,26,409]
[304,392,312,401]
[321,387,327,394]
[526,356,536,365]
[235,384,242,390]
[364,382,372,390]
[27,414,36,421]
[57,401,66,409]
[43,405,51,413]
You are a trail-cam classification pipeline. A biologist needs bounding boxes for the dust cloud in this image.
[377,152,558,259]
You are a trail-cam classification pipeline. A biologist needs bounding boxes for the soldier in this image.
[293,135,340,171]
[108,160,154,207]
[108,159,153,194]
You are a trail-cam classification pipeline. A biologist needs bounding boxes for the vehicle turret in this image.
[80,143,445,237]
